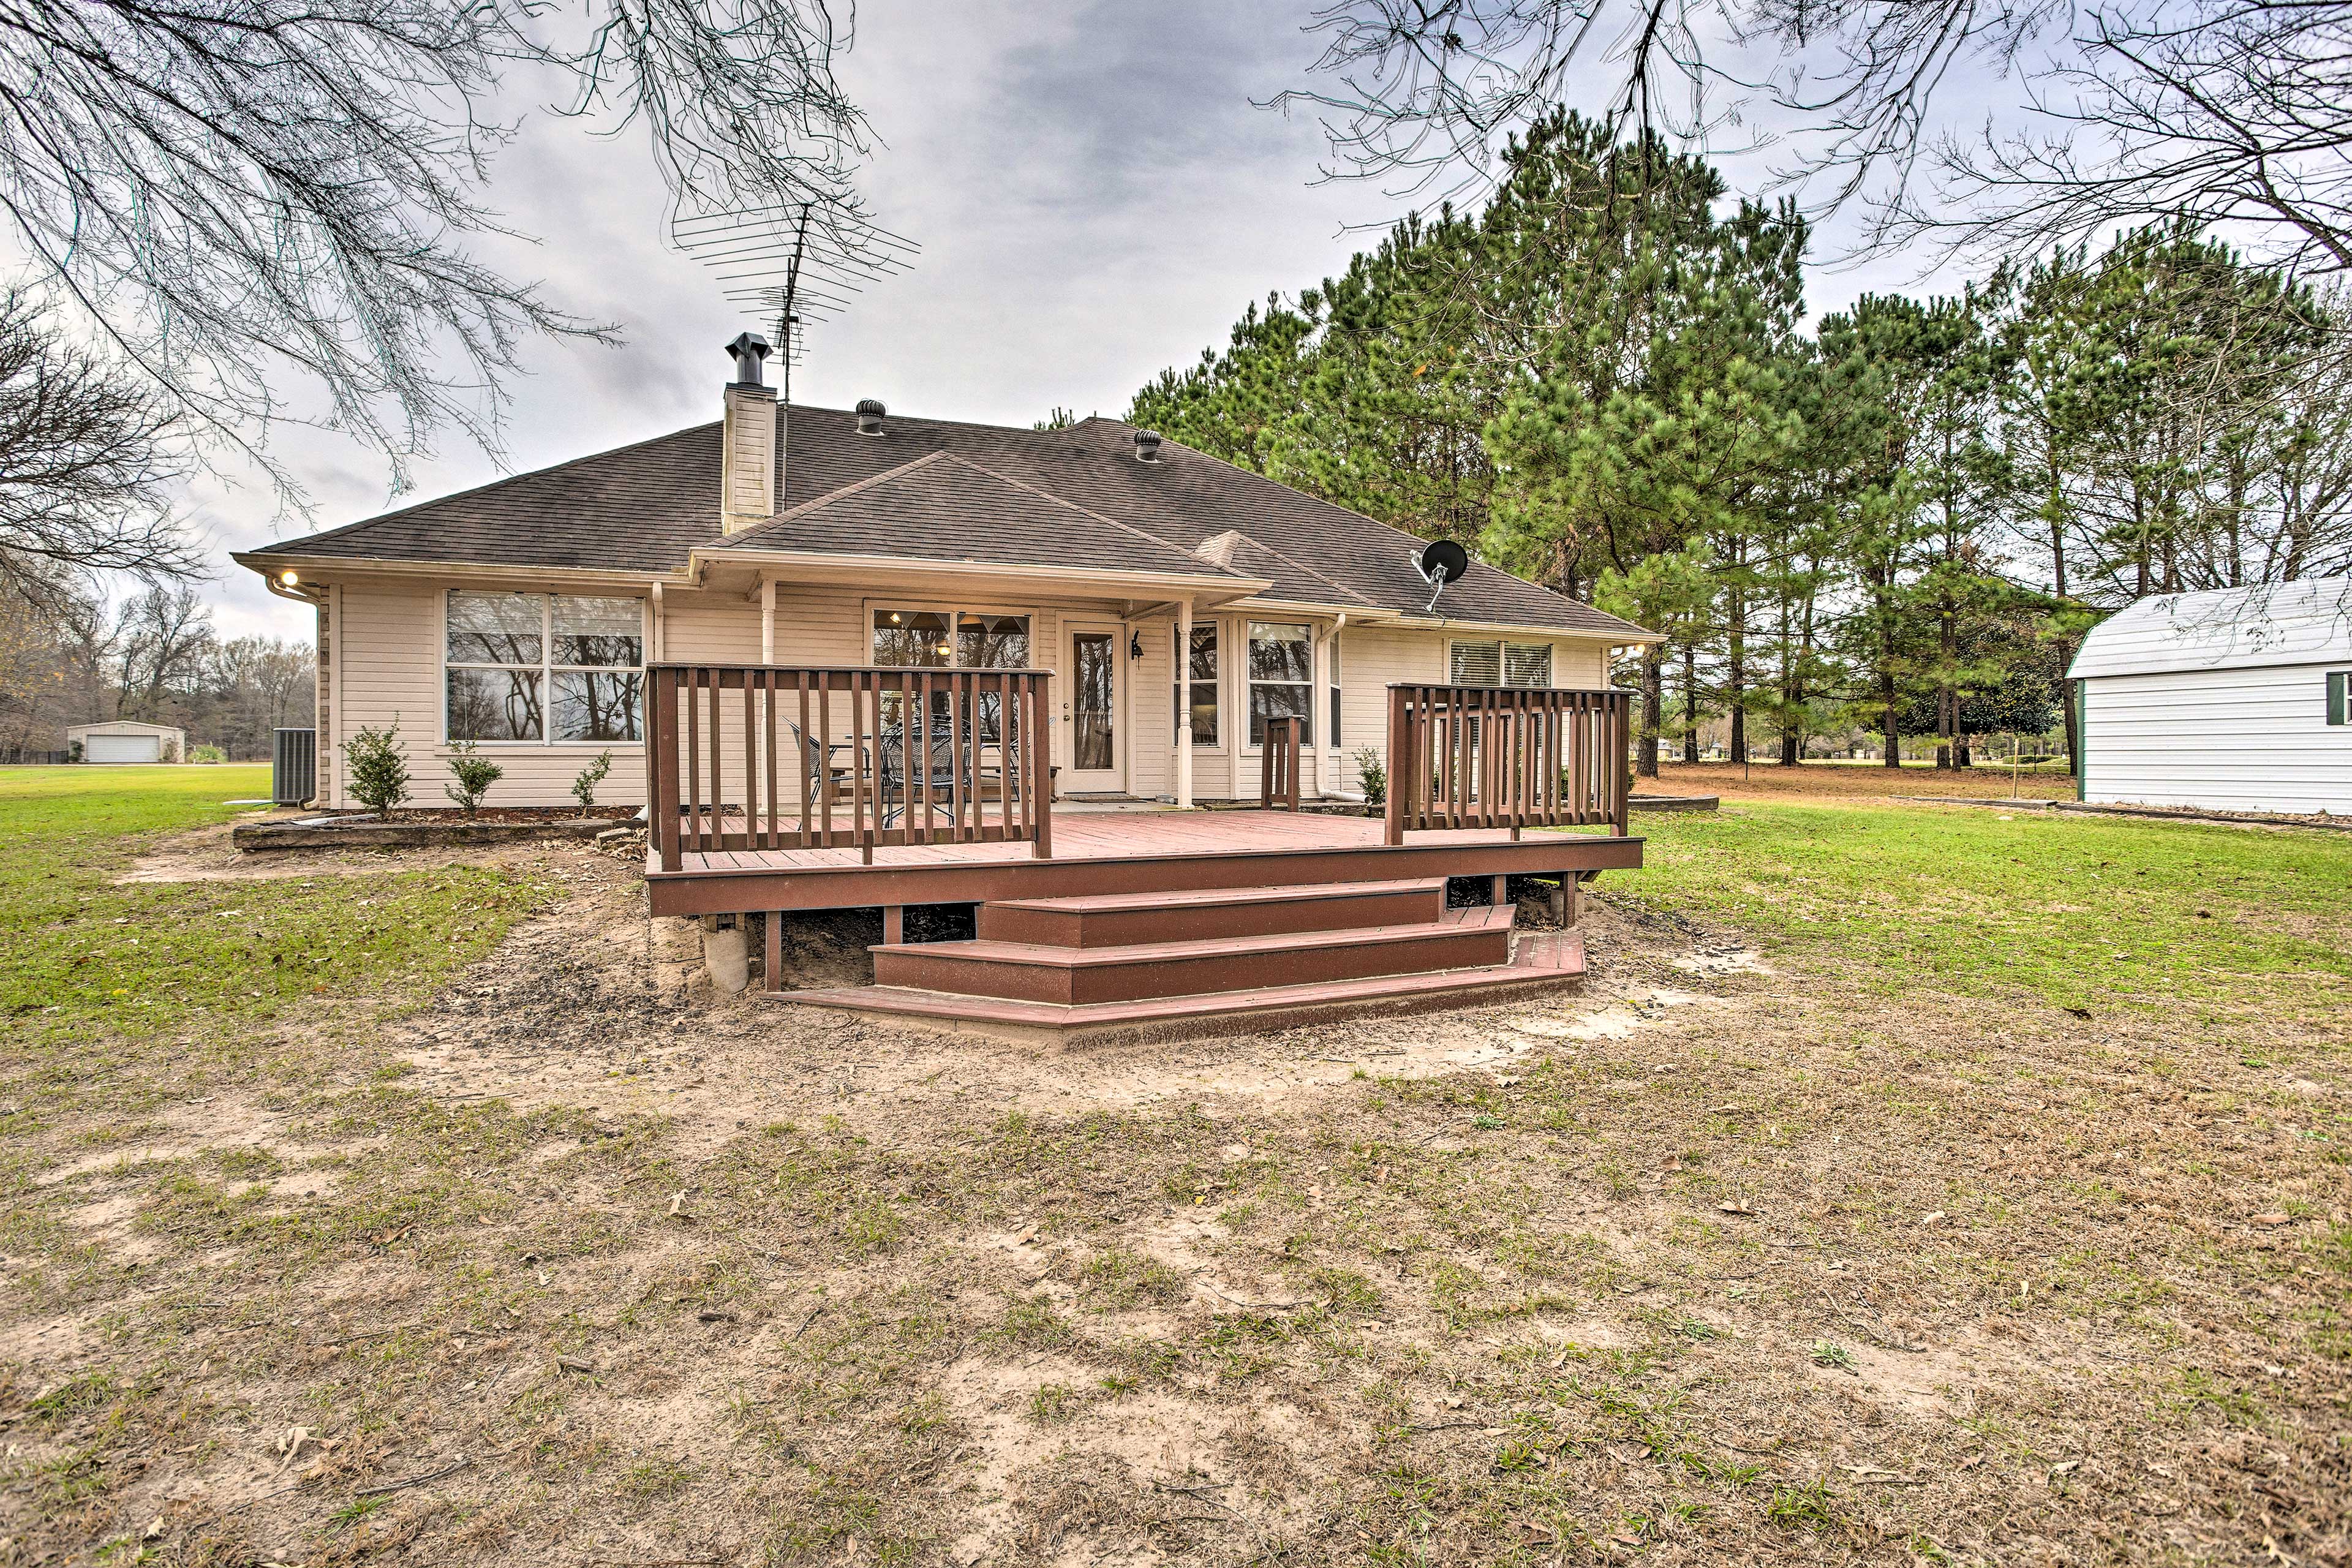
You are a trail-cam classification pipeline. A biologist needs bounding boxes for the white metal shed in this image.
[66,720,186,765]
[2067,576,2352,814]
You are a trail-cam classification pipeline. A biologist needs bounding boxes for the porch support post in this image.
[760,579,775,664]
[1176,598,1194,810]
[1321,612,1347,801]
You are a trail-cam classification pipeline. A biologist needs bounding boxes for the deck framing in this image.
[644,809,1642,918]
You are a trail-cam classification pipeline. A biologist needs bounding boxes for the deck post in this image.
[1382,687,1407,845]
[1491,872,1510,911]
[882,905,904,944]
[1031,673,1054,859]
[764,910,783,990]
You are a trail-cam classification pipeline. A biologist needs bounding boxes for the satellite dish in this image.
[1414,540,1469,611]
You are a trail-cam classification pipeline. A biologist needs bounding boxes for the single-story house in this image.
[232,337,1658,1038]
[67,721,185,764]
[2068,575,2351,815]
[235,339,1654,813]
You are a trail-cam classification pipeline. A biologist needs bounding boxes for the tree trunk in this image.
[1680,643,1698,764]
[1638,645,1663,778]
[1881,671,1902,768]
[1727,582,1747,764]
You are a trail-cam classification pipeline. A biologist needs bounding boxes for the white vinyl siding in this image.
[2082,662,2352,814]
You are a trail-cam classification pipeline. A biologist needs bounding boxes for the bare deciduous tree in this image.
[1273,0,2352,274]
[0,0,875,492]
[0,292,190,601]
[113,583,213,719]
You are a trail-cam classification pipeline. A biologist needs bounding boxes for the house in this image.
[67,720,184,764]
[2068,576,2352,815]
[236,337,1658,1039]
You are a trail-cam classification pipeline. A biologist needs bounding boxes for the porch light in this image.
[889,611,901,624]
[1129,631,1142,659]
[277,569,299,587]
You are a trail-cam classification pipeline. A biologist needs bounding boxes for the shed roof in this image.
[66,720,186,736]
[2068,577,2352,679]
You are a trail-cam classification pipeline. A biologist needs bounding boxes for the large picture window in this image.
[447,591,642,743]
[1173,624,1218,745]
[1248,621,1312,746]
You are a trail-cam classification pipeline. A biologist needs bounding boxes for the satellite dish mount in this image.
[1414,540,1469,614]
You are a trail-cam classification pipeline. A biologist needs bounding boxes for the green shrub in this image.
[442,741,502,815]
[1353,746,1387,806]
[344,720,410,815]
[571,750,613,815]
[189,744,226,764]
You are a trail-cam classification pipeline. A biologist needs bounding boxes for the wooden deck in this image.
[644,808,1643,918]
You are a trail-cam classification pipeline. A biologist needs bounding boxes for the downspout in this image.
[650,582,666,662]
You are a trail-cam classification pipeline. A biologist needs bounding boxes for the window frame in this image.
[1172,622,1220,749]
[441,589,647,747]
[1246,619,1314,748]
[1450,638,1558,689]
[866,600,1039,671]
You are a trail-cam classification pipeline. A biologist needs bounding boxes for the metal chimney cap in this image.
[1133,429,1163,462]
[855,398,887,435]
[726,331,771,388]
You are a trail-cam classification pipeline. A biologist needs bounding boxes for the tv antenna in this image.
[672,201,919,406]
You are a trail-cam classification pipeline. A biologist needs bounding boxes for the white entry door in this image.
[1062,624,1123,793]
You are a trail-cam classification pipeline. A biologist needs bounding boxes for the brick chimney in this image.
[720,332,776,533]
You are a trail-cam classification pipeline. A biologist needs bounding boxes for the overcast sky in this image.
[200,0,1968,644]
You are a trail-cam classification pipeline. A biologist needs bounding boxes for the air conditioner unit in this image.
[273,728,317,807]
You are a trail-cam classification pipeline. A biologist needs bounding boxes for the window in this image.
[1505,643,1553,687]
[2330,670,2348,726]
[447,591,642,743]
[1450,639,1555,688]
[871,608,1031,669]
[1173,624,1218,745]
[873,607,1031,739]
[1248,621,1312,746]
[873,608,953,668]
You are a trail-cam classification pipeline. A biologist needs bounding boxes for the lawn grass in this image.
[1611,799,2352,1023]
[0,767,558,1121]
[2,771,2346,1566]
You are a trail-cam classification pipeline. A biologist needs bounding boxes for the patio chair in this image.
[876,719,1006,827]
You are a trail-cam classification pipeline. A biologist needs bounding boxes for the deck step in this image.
[976,878,1444,947]
[775,929,1585,1044]
[872,905,1512,1006]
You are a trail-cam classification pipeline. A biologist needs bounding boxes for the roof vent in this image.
[726,331,770,388]
[856,398,886,435]
[1133,429,1162,463]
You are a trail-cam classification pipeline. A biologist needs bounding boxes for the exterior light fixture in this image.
[277,569,299,587]
[1129,631,1143,659]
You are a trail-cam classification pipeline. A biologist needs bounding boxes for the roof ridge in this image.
[747,450,956,532]
[939,454,1248,579]
[1195,527,1377,606]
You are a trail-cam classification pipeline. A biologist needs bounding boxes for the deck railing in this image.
[1259,715,1303,810]
[1382,684,1632,843]
[647,664,1054,870]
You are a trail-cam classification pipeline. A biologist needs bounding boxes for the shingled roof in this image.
[247,404,1649,638]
